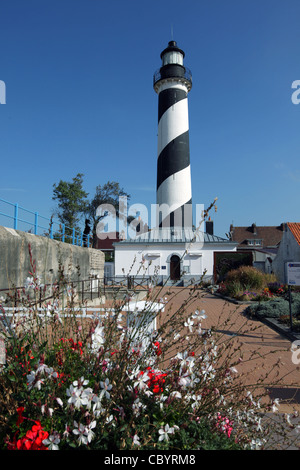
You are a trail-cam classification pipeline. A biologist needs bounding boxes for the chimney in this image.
[206,217,214,235]
[252,223,257,235]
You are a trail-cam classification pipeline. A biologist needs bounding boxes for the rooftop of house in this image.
[96,232,122,250]
[113,227,237,245]
[287,222,300,246]
[229,223,284,248]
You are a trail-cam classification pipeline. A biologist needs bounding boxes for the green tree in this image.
[86,181,133,248]
[52,173,89,240]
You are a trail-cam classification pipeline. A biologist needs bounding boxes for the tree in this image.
[86,181,133,248]
[52,173,89,239]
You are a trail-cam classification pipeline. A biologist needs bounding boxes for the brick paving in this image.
[92,285,300,448]
[96,285,300,409]
[155,287,300,404]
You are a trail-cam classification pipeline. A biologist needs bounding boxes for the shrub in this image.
[226,266,266,291]
[220,267,279,301]
[245,293,300,319]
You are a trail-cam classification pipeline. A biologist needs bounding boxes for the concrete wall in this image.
[0,226,104,289]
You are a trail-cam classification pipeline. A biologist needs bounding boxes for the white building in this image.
[114,227,237,285]
[273,223,300,283]
[112,41,237,285]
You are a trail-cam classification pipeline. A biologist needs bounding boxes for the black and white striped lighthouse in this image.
[153,40,193,229]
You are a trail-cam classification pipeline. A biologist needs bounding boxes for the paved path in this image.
[157,287,300,402]
[98,286,300,407]
[90,285,300,448]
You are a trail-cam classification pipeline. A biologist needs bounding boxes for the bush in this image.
[245,293,300,319]
[220,267,278,301]
[226,266,266,291]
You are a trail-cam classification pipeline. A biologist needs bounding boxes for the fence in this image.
[0,197,90,247]
[0,275,151,314]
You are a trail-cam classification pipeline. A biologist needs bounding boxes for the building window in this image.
[247,239,262,246]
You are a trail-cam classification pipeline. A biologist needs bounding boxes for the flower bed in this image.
[245,293,300,332]
[216,266,282,302]
[1,255,299,450]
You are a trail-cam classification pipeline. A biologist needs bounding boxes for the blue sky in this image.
[0,0,300,238]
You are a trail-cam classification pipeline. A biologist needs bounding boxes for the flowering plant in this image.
[0,242,299,451]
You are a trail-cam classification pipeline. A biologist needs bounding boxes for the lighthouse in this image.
[113,40,238,285]
[153,40,193,229]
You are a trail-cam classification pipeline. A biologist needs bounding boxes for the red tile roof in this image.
[287,223,300,246]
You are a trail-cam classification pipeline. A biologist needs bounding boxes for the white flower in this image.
[100,378,112,399]
[256,417,263,432]
[81,387,94,409]
[170,391,182,399]
[36,363,48,375]
[73,421,88,446]
[106,414,114,424]
[179,375,191,388]
[173,332,181,341]
[158,424,175,442]
[43,433,60,450]
[56,397,63,407]
[26,371,36,389]
[184,317,194,332]
[92,395,105,417]
[134,372,150,391]
[85,420,97,443]
[192,309,207,320]
[73,377,89,387]
[66,384,84,409]
[133,434,141,446]
[250,438,265,450]
[91,325,105,350]
[271,398,280,412]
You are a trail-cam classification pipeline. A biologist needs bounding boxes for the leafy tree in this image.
[52,173,89,239]
[86,181,133,247]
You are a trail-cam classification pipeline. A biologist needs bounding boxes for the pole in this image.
[289,285,293,331]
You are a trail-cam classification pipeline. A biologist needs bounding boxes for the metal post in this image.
[14,203,18,230]
[62,224,65,243]
[72,228,75,245]
[34,212,38,235]
[289,285,293,331]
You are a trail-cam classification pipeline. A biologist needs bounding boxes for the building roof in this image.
[229,223,284,248]
[113,227,236,245]
[96,232,122,250]
[287,222,300,246]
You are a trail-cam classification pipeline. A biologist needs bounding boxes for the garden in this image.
[215,266,300,332]
[0,247,299,452]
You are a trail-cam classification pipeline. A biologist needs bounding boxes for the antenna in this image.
[171,23,174,40]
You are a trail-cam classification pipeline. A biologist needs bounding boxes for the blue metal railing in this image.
[0,197,90,247]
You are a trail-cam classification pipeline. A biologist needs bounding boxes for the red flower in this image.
[16,407,24,426]
[8,419,49,450]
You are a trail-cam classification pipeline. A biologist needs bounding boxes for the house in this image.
[272,223,300,283]
[113,221,237,286]
[228,223,284,273]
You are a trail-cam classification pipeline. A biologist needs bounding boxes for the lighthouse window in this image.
[162,51,183,66]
